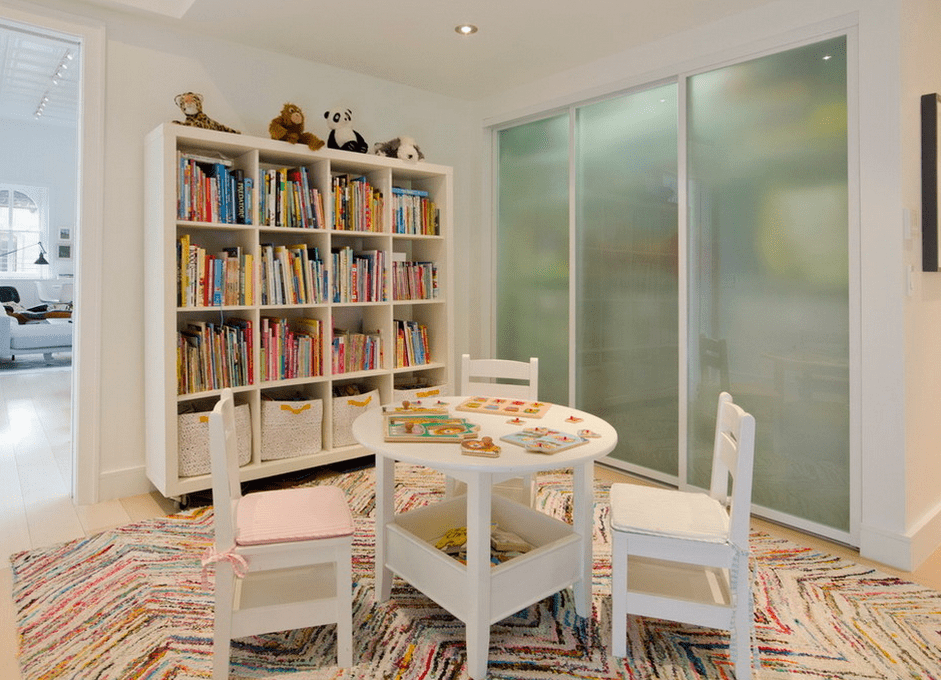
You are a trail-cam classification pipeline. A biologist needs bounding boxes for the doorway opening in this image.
[0,18,79,489]
[1,3,105,506]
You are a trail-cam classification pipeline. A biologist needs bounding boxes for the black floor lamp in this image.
[0,241,49,265]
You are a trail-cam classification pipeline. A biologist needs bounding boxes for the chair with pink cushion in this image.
[204,388,354,679]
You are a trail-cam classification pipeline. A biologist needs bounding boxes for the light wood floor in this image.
[0,362,176,679]
[1,363,940,679]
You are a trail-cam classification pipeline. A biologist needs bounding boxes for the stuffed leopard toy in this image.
[173,92,240,134]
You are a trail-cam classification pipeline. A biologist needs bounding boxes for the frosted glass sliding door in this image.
[496,115,570,405]
[494,34,850,533]
[575,85,679,475]
[687,36,849,530]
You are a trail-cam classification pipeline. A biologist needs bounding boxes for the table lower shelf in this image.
[383,494,582,624]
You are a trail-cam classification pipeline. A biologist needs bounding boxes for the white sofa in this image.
[0,313,73,361]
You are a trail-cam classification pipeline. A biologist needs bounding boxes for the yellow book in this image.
[243,252,254,306]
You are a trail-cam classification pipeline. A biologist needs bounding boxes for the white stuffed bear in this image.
[324,107,368,153]
[373,136,425,161]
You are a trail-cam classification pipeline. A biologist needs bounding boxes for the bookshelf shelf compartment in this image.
[145,123,453,500]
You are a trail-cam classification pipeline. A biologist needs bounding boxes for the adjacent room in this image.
[2,0,941,678]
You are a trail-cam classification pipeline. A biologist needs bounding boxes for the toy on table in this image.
[500,427,588,454]
[384,415,478,442]
[382,400,449,418]
[456,396,551,419]
[461,436,501,458]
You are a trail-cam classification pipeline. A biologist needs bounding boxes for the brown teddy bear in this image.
[269,103,324,151]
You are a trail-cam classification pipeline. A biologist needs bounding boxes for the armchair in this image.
[1,285,71,323]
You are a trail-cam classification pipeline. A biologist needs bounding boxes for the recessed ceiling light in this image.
[823,54,832,60]
[455,24,478,36]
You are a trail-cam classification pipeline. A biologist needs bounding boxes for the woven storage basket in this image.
[332,389,379,447]
[392,383,449,403]
[261,398,323,460]
[178,402,251,477]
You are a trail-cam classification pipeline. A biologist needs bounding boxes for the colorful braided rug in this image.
[10,464,941,679]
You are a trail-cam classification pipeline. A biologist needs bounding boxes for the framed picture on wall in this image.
[58,243,72,260]
[58,227,71,241]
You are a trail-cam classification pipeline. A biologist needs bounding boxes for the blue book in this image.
[244,177,254,224]
[212,258,223,305]
[392,187,429,197]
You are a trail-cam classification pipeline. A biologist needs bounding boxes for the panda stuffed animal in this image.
[324,107,369,153]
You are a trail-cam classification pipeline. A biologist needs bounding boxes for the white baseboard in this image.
[859,525,914,571]
[860,500,941,572]
[97,465,154,502]
[909,498,941,568]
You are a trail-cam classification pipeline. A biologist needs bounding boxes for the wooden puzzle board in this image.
[382,401,449,418]
[455,396,551,419]
[500,428,588,454]
[384,416,479,443]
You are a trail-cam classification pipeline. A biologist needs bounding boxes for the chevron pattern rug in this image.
[10,464,941,679]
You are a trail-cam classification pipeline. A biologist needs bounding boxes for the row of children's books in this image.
[332,329,382,374]
[394,319,430,367]
[175,315,434,393]
[259,167,326,229]
[177,236,254,308]
[332,247,386,303]
[259,243,328,306]
[334,174,383,232]
[177,153,253,225]
[177,318,253,395]
[392,187,438,235]
[259,317,324,381]
[176,315,327,391]
[179,237,445,309]
[177,154,440,236]
[392,259,439,300]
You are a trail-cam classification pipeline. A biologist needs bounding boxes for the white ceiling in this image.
[88,0,780,101]
[0,0,780,126]
[0,23,79,126]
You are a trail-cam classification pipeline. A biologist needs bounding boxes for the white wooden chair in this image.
[609,391,757,679]
[445,353,539,505]
[461,354,539,400]
[204,388,354,679]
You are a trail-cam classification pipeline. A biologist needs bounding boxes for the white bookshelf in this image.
[144,123,453,500]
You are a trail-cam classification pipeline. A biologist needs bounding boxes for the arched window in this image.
[0,183,49,276]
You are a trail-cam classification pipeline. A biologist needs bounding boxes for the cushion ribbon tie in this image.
[200,546,248,585]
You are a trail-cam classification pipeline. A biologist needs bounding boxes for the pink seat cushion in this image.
[235,485,353,546]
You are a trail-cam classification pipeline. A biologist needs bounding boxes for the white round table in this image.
[352,396,618,679]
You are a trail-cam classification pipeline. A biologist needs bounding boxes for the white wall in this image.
[900,0,941,568]
[478,0,939,570]
[24,4,481,499]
